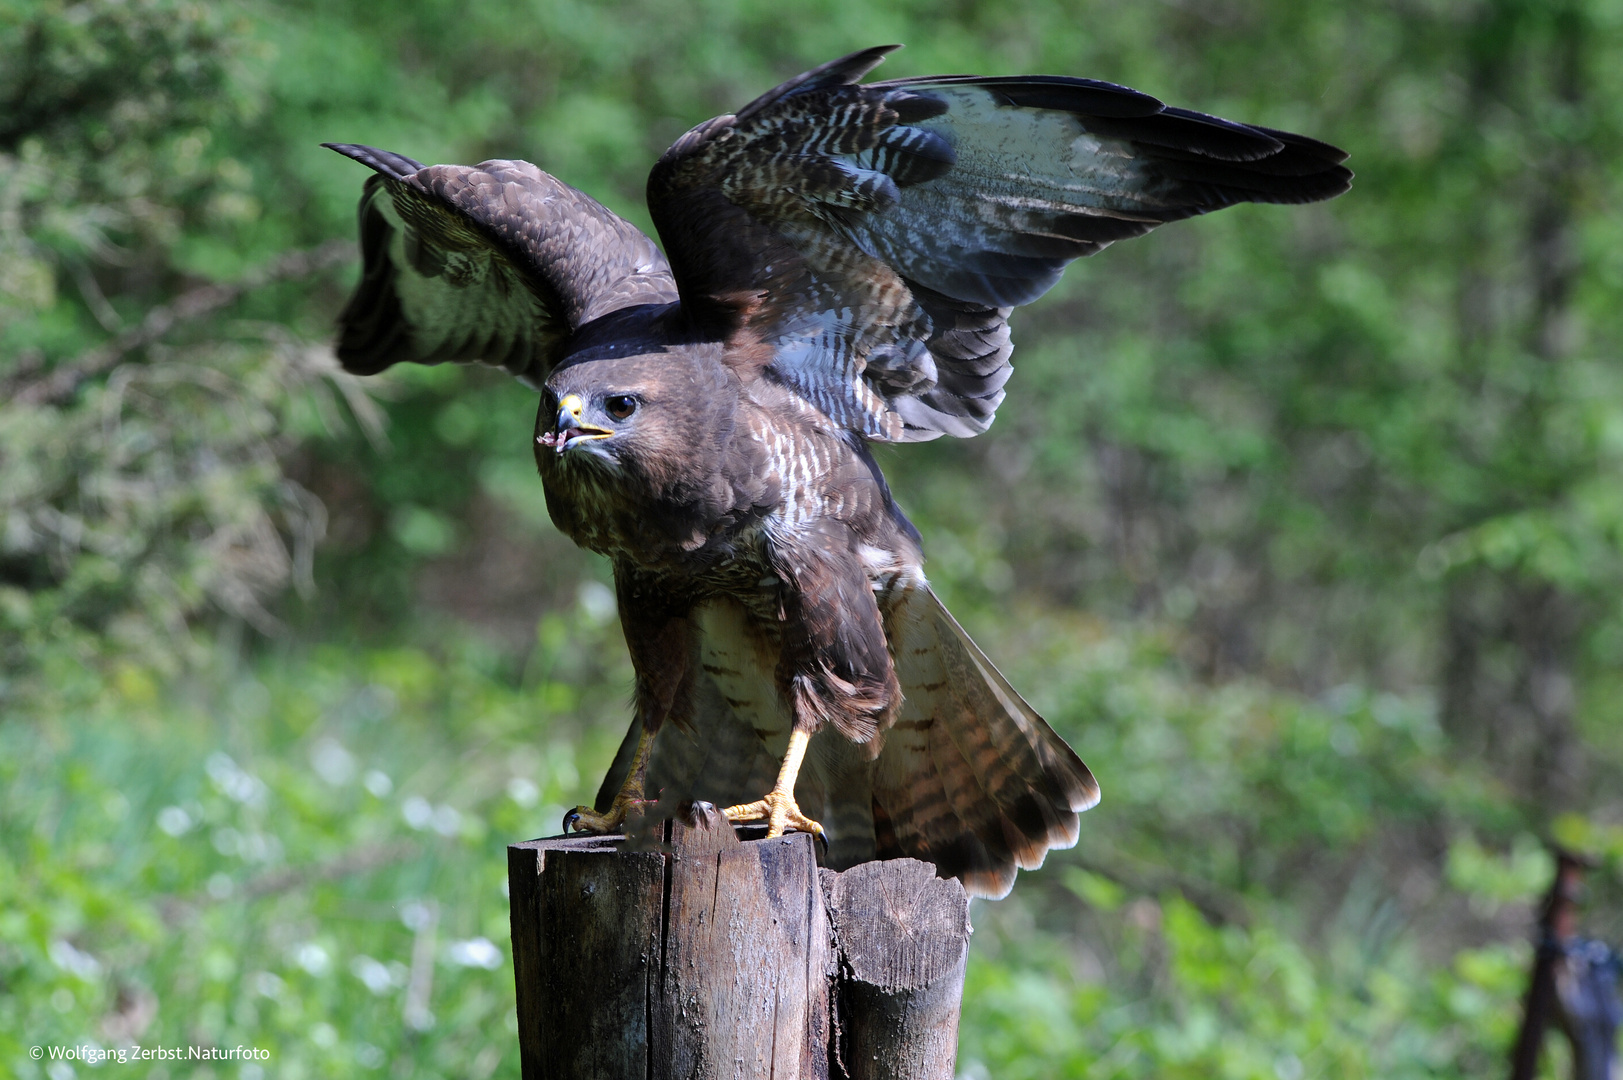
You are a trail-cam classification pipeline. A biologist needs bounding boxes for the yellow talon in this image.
[564,723,655,835]
[722,790,823,839]
[721,729,822,839]
[563,798,650,834]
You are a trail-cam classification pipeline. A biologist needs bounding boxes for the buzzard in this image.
[327,46,1349,898]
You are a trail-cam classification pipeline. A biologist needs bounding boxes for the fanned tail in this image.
[594,591,1097,899]
[874,583,1098,899]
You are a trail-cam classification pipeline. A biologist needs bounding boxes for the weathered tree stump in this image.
[822,860,970,1080]
[507,804,971,1079]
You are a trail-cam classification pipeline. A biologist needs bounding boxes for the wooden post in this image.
[653,807,833,1078]
[822,859,970,1080]
[507,832,663,1080]
[508,805,971,1079]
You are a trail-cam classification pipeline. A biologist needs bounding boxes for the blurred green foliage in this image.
[4,0,1622,1077]
[2,605,631,1079]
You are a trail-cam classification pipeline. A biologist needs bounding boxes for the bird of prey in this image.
[326,46,1349,898]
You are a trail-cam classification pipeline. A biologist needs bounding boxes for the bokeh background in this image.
[5,0,1623,1076]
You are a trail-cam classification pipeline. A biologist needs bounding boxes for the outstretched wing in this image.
[326,143,678,386]
[647,46,1350,440]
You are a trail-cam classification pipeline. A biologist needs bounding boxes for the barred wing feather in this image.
[325,143,677,385]
[647,46,1349,441]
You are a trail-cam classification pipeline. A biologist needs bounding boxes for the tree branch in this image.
[8,239,354,407]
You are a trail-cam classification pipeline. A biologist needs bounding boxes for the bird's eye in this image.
[604,394,637,421]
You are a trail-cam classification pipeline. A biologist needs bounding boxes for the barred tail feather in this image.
[875,583,1098,898]
[594,591,1096,899]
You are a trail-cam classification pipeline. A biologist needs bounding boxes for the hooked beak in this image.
[538,394,613,455]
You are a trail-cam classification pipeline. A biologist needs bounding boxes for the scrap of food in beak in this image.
[538,393,614,453]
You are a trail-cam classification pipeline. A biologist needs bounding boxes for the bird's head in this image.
[534,351,736,492]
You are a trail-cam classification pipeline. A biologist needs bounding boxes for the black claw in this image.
[562,808,582,833]
[814,829,829,858]
[677,799,720,828]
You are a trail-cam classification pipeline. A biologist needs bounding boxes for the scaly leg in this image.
[723,729,823,839]
[563,724,655,834]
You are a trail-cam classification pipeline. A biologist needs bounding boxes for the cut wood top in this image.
[821,858,970,993]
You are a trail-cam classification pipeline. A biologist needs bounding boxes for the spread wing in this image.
[646,46,1351,440]
[326,143,678,386]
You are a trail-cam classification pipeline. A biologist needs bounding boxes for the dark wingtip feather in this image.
[1253,125,1350,166]
[322,143,426,180]
[966,75,1165,119]
[1078,107,1286,163]
[884,73,1166,120]
[1074,106,1352,199]
[795,44,902,87]
[735,45,902,122]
